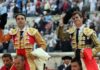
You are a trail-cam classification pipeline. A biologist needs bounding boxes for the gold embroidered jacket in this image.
[57,26,100,55]
[0,27,46,50]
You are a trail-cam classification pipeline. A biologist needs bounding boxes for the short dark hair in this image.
[14,55,25,61]
[62,56,72,60]
[15,13,26,20]
[2,53,13,60]
[71,58,82,70]
[72,11,82,17]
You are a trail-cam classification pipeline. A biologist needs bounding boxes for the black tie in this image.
[76,28,79,45]
[20,31,23,40]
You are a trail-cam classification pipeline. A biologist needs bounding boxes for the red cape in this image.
[83,48,98,70]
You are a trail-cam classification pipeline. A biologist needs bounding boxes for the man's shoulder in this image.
[27,27,38,36]
[0,65,7,70]
[67,26,75,34]
[58,64,64,68]
[27,27,37,31]
[83,27,94,37]
[9,28,18,35]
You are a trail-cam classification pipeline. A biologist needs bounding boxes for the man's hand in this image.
[61,13,66,18]
[59,13,66,27]
[59,19,64,26]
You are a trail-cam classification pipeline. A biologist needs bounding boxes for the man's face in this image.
[14,58,24,70]
[2,57,12,67]
[16,15,26,28]
[71,62,81,70]
[63,59,71,65]
[72,14,83,26]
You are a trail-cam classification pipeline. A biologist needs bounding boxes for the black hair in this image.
[72,11,82,18]
[62,56,72,60]
[63,7,80,24]
[2,53,13,60]
[14,55,25,61]
[15,13,26,20]
[71,58,82,70]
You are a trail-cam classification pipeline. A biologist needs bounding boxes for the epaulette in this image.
[83,27,94,37]
[9,28,18,35]
[67,27,75,34]
[27,28,37,36]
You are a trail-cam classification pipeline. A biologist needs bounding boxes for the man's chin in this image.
[6,64,11,67]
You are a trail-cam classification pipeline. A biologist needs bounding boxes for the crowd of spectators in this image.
[1,0,100,17]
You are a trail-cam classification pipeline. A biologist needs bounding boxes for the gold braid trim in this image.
[83,28,94,37]
[9,28,18,35]
[27,28,37,36]
[67,26,75,34]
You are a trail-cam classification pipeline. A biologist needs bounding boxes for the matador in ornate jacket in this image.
[57,11,100,56]
[0,13,46,70]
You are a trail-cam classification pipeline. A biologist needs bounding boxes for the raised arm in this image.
[0,13,11,42]
[0,29,11,43]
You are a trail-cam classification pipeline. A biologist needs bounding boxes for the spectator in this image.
[61,0,71,12]
[50,2,57,15]
[58,56,72,70]
[44,31,57,52]
[97,0,100,11]
[32,19,39,29]
[0,0,7,15]
[16,0,22,12]
[36,0,41,15]
[13,4,20,17]
[44,11,52,23]
[26,1,33,16]
[21,1,27,15]
[8,2,15,18]
[89,0,97,12]
[38,15,46,33]
[0,54,13,70]
[71,58,82,70]
[13,55,25,70]
[44,1,51,13]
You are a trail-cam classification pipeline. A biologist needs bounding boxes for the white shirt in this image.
[75,24,85,35]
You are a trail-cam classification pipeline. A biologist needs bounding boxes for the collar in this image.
[78,24,85,31]
[64,63,70,68]
[16,26,28,31]
[75,24,85,34]
[75,24,85,30]
[64,64,68,68]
